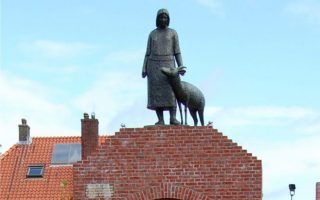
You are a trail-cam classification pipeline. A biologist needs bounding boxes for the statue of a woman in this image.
[142,8,183,125]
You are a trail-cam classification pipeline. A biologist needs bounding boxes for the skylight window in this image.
[51,143,81,164]
[27,165,44,178]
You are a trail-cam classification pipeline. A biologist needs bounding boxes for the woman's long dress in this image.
[144,27,181,110]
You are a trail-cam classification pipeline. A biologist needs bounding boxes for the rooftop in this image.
[0,136,108,199]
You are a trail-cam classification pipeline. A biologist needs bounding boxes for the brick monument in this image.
[73,115,262,200]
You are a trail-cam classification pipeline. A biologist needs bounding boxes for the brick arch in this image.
[155,199,180,200]
[127,184,212,200]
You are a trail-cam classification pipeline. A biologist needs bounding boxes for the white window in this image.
[51,143,81,164]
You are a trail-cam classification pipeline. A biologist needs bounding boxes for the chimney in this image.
[81,113,99,160]
[19,118,31,144]
[316,182,320,200]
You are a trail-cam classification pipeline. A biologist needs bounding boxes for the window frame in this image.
[26,165,44,178]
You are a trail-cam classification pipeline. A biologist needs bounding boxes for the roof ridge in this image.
[32,135,109,139]
[0,144,18,161]
[32,136,81,139]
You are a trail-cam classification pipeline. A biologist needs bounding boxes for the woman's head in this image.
[156,8,170,28]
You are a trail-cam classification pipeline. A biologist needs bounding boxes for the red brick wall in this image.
[74,126,262,200]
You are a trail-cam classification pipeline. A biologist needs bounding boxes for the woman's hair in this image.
[156,9,170,27]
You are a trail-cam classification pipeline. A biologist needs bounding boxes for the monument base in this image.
[74,126,262,200]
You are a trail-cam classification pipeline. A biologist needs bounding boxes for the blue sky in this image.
[1,0,320,199]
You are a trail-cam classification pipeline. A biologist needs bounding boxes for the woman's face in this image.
[158,13,168,29]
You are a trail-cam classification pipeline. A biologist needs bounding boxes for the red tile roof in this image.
[0,136,108,199]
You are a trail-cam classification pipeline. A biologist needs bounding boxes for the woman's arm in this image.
[142,34,151,78]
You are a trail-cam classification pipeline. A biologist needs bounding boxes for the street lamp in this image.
[289,184,296,200]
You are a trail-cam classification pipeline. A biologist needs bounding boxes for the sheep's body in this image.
[178,81,205,126]
[161,67,205,126]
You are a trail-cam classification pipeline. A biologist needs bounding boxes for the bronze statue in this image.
[161,66,205,126]
[142,8,183,125]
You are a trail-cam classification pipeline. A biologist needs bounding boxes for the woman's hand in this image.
[142,71,147,78]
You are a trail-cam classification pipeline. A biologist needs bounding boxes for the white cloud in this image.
[0,71,78,153]
[261,135,320,200]
[20,40,94,59]
[205,105,318,128]
[291,115,320,135]
[302,119,320,133]
[0,47,149,154]
[285,0,320,23]
[74,69,148,133]
[0,46,145,150]
[0,72,55,112]
[235,106,315,119]
[263,135,320,176]
[196,0,225,16]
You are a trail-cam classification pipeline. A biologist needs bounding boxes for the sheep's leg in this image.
[198,109,204,126]
[189,109,198,126]
[184,104,188,125]
[178,101,183,125]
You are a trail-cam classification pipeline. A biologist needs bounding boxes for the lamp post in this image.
[289,184,296,200]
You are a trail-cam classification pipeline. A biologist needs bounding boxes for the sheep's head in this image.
[178,66,186,76]
[161,66,186,77]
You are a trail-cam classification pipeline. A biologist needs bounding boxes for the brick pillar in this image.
[18,118,31,144]
[316,182,320,200]
[81,113,99,160]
